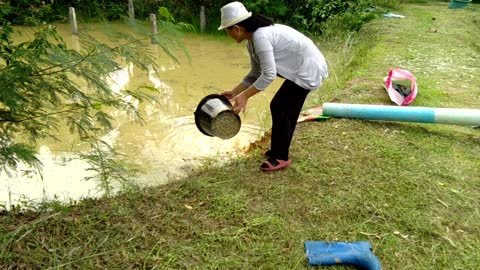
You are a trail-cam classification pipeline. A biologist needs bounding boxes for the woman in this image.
[219,1,328,171]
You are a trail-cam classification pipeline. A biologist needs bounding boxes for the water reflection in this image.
[1,146,99,209]
[1,24,278,209]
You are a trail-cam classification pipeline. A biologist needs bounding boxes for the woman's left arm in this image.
[232,86,260,114]
[252,37,277,91]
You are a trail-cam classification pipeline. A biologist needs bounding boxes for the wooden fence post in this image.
[69,7,78,34]
[150,14,157,44]
[200,6,206,33]
[128,0,135,20]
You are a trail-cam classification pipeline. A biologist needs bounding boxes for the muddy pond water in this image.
[1,23,286,209]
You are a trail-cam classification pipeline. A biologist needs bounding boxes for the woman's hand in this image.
[232,93,248,114]
[221,85,258,114]
[220,90,236,100]
[220,89,245,113]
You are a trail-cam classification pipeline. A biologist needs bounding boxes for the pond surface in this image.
[0,23,284,209]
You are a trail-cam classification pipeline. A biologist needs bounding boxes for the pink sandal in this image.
[260,159,292,172]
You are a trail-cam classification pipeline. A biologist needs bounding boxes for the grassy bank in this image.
[1,1,479,269]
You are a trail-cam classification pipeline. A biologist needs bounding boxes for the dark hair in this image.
[234,14,274,32]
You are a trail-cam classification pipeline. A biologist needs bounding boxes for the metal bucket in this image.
[194,94,241,139]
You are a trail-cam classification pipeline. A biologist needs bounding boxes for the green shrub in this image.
[290,0,380,35]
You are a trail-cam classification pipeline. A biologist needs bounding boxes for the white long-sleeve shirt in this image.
[241,24,328,91]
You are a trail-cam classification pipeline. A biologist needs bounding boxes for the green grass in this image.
[1,1,480,269]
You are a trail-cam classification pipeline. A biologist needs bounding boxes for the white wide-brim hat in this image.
[218,1,252,30]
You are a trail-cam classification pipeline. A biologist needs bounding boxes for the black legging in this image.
[269,79,310,161]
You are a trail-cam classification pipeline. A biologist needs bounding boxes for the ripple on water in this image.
[135,116,266,185]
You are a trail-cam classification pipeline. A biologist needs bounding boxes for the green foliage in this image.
[1,0,404,38]
[158,6,175,23]
[156,6,196,32]
[244,0,289,19]
[0,20,185,190]
[1,0,55,25]
[373,0,401,9]
[176,22,196,32]
[80,140,139,195]
[319,11,378,42]
[291,0,378,36]
[0,138,41,175]
[148,6,197,34]
[0,2,13,18]
[59,0,127,22]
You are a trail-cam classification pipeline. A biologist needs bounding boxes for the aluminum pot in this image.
[194,94,241,139]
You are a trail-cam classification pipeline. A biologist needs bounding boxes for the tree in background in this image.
[0,0,397,34]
